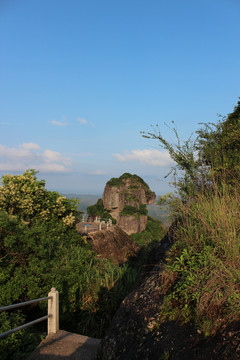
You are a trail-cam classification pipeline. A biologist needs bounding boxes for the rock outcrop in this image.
[96,223,240,360]
[87,225,140,265]
[102,173,156,234]
[117,215,147,234]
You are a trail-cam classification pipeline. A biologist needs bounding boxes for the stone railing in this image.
[0,288,59,339]
[78,216,113,233]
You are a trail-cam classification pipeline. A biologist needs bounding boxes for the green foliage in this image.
[0,207,97,358]
[119,173,149,188]
[143,99,240,336]
[120,205,138,216]
[0,170,163,357]
[106,177,124,187]
[119,172,133,180]
[107,173,142,187]
[0,207,139,352]
[159,185,240,334]
[87,198,116,224]
[139,204,148,215]
[196,99,240,183]
[120,204,148,216]
[0,316,45,360]
[0,170,81,227]
[76,262,140,337]
[107,173,152,192]
[131,216,167,252]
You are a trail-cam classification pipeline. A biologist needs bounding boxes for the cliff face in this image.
[117,215,147,235]
[102,173,156,234]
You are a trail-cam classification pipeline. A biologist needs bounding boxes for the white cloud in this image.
[0,143,72,173]
[49,120,68,127]
[21,142,40,150]
[77,117,88,125]
[43,149,71,165]
[113,149,174,167]
[0,144,32,159]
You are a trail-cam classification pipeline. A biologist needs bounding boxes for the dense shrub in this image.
[87,198,116,224]
[120,205,138,216]
[0,170,80,226]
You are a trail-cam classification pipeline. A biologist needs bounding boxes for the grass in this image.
[76,261,140,338]
[159,183,240,335]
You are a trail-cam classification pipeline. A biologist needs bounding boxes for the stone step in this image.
[26,330,101,360]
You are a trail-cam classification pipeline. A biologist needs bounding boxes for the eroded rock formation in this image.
[117,215,147,234]
[102,173,156,234]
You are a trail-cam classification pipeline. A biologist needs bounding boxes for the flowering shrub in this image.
[0,170,80,227]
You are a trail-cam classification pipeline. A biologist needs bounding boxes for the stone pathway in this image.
[27,330,100,360]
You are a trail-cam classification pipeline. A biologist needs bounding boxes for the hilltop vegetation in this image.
[106,172,155,203]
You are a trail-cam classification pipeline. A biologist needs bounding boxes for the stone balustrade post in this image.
[48,288,59,335]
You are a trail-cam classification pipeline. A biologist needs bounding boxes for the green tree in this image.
[0,170,81,227]
[87,198,116,223]
[197,98,240,183]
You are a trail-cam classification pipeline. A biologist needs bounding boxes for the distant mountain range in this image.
[62,193,170,226]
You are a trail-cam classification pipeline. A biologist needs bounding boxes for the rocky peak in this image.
[102,173,156,234]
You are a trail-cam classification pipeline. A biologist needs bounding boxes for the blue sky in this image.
[0,0,240,195]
